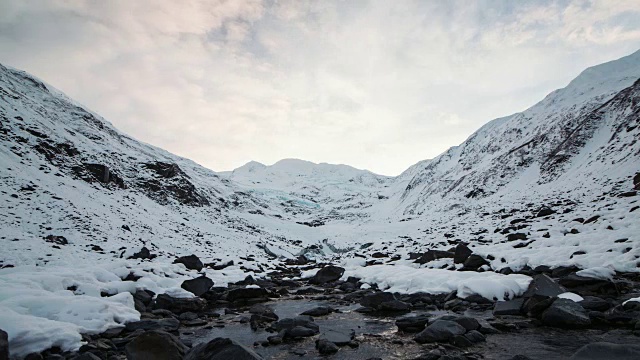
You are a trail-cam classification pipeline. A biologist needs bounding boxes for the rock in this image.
[536,206,555,217]
[319,329,355,346]
[453,244,472,264]
[287,326,318,338]
[129,246,155,260]
[73,353,101,360]
[181,276,214,297]
[451,316,480,331]
[125,330,187,360]
[309,265,345,284]
[579,296,611,311]
[133,289,154,306]
[464,330,486,343]
[414,320,466,344]
[0,329,8,360]
[359,291,409,311]
[125,317,180,332]
[451,334,473,347]
[153,293,207,314]
[272,316,320,338]
[569,342,640,360]
[507,233,527,241]
[558,274,616,295]
[226,287,269,302]
[523,274,566,298]
[174,255,204,271]
[316,339,339,355]
[185,337,263,360]
[379,299,411,312]
[477,319,499,334]
[551,266,579,277]
[301,306,333,317]
[493,298,525,316]
[396,314,430,332]
[461,254,489,270]
[414,250,454,265]
[541,298,591,328]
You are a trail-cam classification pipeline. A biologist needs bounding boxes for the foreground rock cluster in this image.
[3,252,640,360]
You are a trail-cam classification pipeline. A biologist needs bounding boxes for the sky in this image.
[1,1,640,176]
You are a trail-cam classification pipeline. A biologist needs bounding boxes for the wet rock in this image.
[414,320,466,344]
[451,334,473,347]
[174,255,204,271]
[463,330,486,344]
[272,316,320,338]
[396,314,430,332]
[414,250,454,265]
[319,329,355,346]
[493,298,525,316]
[295,286,324,295]
[359,291,410,311]
[287,326,317,338]
[153,294,207,314]
[523,274,566,298]
[301,306,333,317]
[541,298,591,328]
[184,337,263,360]
[569,342,640,360]
[477,319,499,334]
[125,330,187,360]
[522,296,556,318]
[379,299,411,312]
[0,329,8,360]
[181,276,214,297]
[316,339,339,355]
[125,318,180,332]
[309,265,345,284]
[451,316,480,331]
[453,244,472,264]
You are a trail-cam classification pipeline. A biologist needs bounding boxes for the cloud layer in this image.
[1,0,639,175]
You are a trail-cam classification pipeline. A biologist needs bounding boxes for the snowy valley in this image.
[1,50,640,360]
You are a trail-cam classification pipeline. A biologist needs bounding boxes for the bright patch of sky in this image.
[1,0,639,175]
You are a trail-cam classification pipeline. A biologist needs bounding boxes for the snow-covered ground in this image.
[0,50,639,357]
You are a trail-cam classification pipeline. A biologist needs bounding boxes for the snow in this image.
[0,49,639,357]
[623,297,640,306]
[343,265,532,301]
[559,292,584,302]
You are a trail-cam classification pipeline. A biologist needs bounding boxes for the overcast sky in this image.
[1,0,640,175]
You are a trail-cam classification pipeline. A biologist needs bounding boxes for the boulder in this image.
[153,294,207,314]
[316,339,339,355]
[558,274,617,296]
[493,298,525,316]
[181,276,214,297]
[579,296,611,312]
[125,330,187,360]
[569,342,640,360]
[272,316,320,338]
[128,246,155,260]
[0,329,8,360]
[541,298,591,328]
[414,250,454,265]
[464,330,486,344]
[462,254,489,271]
[309,265,345,284]
[301,306,333,317]
[359,291,409,311]
[414,320,466,344]
[184,337,262,360]
[226,287,269,302]
[396,314,430,333]
[174,255,204,271]
[523,274,565,298]
[454,244,472,264]
[125,318,180,332]
[536,207,555,217]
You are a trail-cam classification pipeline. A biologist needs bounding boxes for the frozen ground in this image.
[0,50,639,357]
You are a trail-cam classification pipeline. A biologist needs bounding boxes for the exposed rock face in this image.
[414,320,466,344]
[0,329,8,360]
[309,265,345,284]
[541,299,591,328]
[181,276,214,297]
[125,330,187,360]
[184,337,263,360]
[453,244,472,264]
[174,255,204,271]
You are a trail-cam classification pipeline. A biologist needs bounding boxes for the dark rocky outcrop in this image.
[184,337,262,360]
[125,318,180,332]
[396,314,430,333]
[414,250,454,265]
[316,339,339,355]
[125,330,187,360]
[226,287,269,303]
[309,265,345,284]
[272,316,320,339]
[128,246,155,260]
[414,320,466,344]
[541,298,591,328]
[0,329,8,360]
[453,244,472,264]
[181,276,214,297]
[153,294,207,314]
[174,255,204,271]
